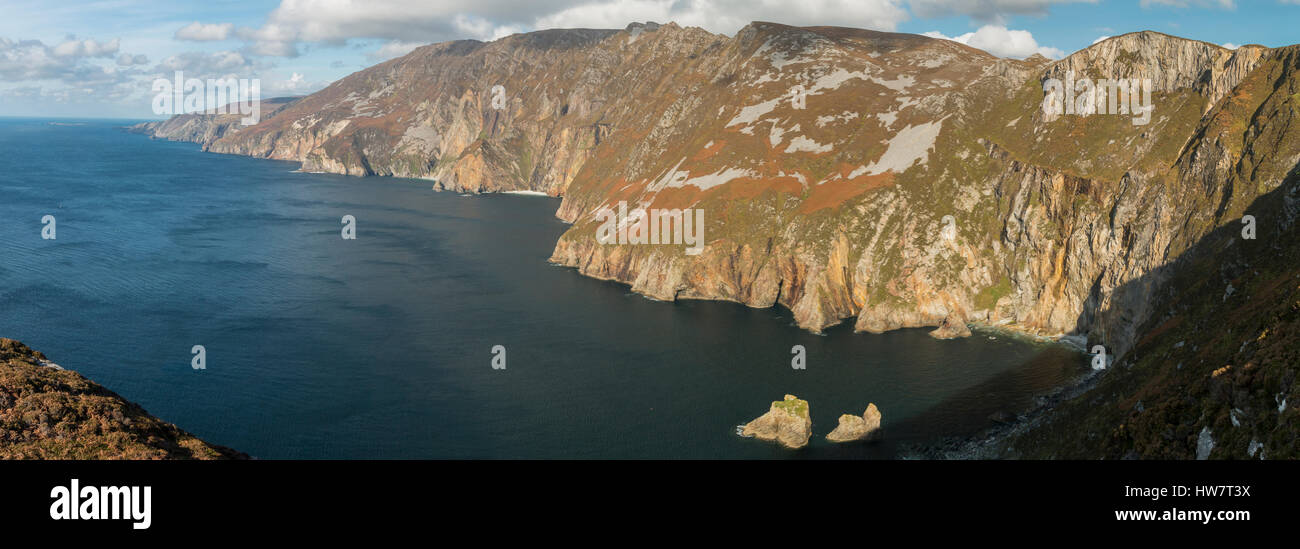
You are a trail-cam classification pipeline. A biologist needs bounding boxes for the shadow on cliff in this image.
[996,159,1300,458]
[1068,157,1300,365]
[884,160,1300,459]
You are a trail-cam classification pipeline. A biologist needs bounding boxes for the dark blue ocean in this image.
[0,118,1088,458]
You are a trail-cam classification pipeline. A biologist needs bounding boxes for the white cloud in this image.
[455,14,527,40]
[909,0,1097,24]
[117,53,149,66]
[235,23,301,57]
[52,38,119,58]
[261,0,547,43]
[2,37,130,80]
[264,71,329,96]
[1091,35,1110,44]
[205,0,911,57]
[1221,42,1240,49]
[534,0,907,35]
[189,0,1129,60]
[275,71,304,91]
[148,50,330,98]
[195,0,1122,61]
[0,36,147,103]
[153,50,267,79]
[175,22,236,42]
[367,40,428,61]
[923,25,1064,59]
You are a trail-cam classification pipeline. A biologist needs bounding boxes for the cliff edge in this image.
[0,338,246,460]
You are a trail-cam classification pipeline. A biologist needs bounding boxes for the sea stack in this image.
[742,394,812,449]
[826,403,883,443]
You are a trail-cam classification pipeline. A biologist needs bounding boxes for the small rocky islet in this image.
[740,394,882,449]
[826,403,884,443]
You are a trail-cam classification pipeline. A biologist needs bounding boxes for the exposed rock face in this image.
[127,97,301,146]
[742,394,812,449]
[1042,32,1266,114]
[134,24,1300,367]
[929,313,971,339]
[0,338,245,459]
[826,403,882,442]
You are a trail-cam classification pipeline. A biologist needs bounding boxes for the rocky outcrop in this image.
[742,394,812,449]
[929,313,972,340]
[826,403,882,443]
[0,338,245,459]
[1043,31,1266,113]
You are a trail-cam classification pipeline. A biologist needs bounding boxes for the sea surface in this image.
[0,118,1089,458]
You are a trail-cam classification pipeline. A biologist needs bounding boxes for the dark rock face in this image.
[0,338,246,460]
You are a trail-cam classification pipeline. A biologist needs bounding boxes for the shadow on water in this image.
[771,326,1090,460]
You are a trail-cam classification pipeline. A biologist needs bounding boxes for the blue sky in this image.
[2,0,1297,119]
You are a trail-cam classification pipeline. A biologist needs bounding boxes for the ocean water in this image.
[0,118,1088,458]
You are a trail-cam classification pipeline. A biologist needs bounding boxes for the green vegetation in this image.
[1115,49,1142,69]
[773,396,809,418]
[975,276,1013,310]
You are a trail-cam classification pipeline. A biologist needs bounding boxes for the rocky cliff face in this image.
[1005,50,1300,457]
[1042,32,1266,114]
[0,338,245,459]
[135,24,1300,366]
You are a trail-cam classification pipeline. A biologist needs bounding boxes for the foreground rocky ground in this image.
[0,339,245,459]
